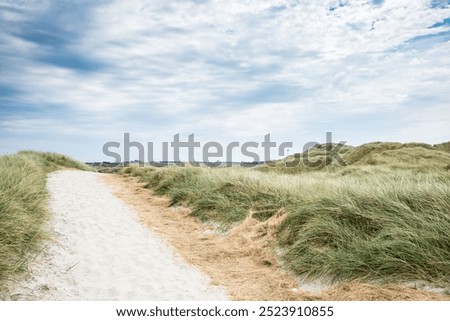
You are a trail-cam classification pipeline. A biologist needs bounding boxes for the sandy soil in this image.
[102,173,449,301]
[8,170,228,300]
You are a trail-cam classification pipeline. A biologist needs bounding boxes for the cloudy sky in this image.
[1,0,449,162]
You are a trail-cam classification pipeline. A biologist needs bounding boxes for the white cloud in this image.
[1,0,449,160]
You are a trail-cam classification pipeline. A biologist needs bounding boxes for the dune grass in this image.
[258,142,450,174]
[122,142,450,286]
[0,151,92,292]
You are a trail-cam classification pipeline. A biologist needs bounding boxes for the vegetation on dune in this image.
[277,174,450,284]
[122,141,450,286]
[17,151,93,172]
[0,151,92,293]
[434,142,450,154]
[258,141,450,174]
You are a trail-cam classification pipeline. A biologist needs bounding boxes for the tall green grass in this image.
[0,151,92,292]
[123,142,450,285]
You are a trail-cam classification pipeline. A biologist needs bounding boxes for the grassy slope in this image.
[258,142,450,174]
[122,142,450,286]
[0,151,91,292]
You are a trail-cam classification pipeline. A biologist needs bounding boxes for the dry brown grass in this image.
[102,173,449,301]
[321,283,445,301]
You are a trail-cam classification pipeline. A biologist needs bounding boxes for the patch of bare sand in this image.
[102,174,449,301]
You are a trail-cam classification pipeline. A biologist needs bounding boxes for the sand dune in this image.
[10,170,227,300]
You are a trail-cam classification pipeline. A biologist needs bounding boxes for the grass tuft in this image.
[0,151,92,293]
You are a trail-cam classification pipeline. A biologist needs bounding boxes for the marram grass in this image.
[0,151,91,293]
[123,142,450,286]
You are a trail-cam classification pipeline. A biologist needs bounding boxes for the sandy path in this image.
[10,170,228,300]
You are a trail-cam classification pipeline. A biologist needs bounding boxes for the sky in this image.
[0,0,449,162]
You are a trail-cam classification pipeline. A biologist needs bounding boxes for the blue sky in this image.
[1,0,449,162]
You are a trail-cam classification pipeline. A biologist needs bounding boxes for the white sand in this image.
[10,170,228,300]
